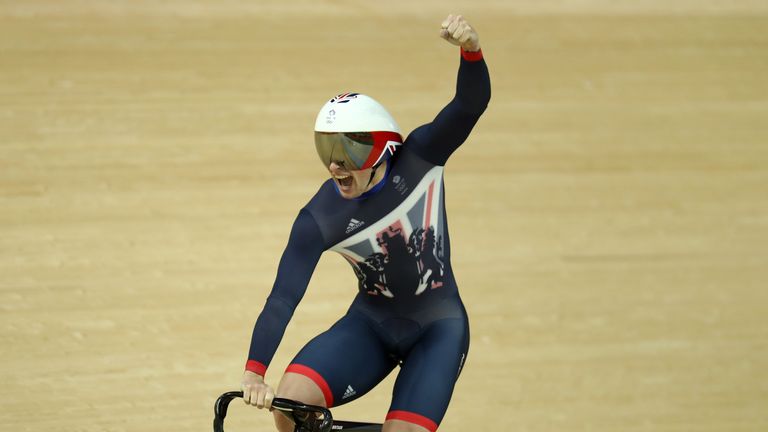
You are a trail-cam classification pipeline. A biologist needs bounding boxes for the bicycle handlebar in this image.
[213,391,334,432]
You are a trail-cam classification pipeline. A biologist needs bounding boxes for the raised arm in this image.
[241,209,324,408]
[407,14,491,166]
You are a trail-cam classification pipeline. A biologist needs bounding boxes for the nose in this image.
[329,160,346,172]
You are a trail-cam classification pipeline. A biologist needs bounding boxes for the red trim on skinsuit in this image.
[245,360,267,376]
[285,363,335,407]
[460,48,483,62]
[424,180,435,228]
[386,411,439,432]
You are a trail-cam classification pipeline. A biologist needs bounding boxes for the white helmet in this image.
[314,93,403,170]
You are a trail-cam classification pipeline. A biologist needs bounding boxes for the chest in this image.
[310,149,447,257]
[330,164,445,262]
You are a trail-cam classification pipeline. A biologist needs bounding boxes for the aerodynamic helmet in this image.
[314,93,403,171]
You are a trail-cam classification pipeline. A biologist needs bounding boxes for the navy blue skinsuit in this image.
[246,49,490,432]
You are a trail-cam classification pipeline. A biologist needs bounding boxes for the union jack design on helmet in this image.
[330,92,360,104]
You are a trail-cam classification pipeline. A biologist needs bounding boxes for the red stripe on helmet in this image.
[361,131,403,169]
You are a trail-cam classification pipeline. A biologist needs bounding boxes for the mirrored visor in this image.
[314,132,376,171]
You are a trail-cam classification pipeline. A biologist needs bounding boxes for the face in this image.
[328,161,385,199]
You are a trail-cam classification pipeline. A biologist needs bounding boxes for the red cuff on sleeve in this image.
[245,360,267,376]
[461,47,483,62]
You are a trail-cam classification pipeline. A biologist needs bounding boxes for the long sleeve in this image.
[245,209,325,376]
[406,48,491,166]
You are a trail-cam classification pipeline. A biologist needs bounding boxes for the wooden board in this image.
[1,2,767,431]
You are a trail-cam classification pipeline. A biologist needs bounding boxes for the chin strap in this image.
[365,162,382,189]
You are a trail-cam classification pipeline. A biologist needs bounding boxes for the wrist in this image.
[243,369,264,381]
[245,359,268,376]
[461,41,481,52]
[460,47,483,61]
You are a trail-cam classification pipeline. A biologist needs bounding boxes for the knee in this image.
[273,372,330,432]
[276,371,328,407]
[272,409,295,432]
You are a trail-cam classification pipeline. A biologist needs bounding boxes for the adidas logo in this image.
[342,385,357,400]
[345,218,365,234]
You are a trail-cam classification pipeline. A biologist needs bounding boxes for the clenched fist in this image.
[241,370,275,410]
[440,14,480,52]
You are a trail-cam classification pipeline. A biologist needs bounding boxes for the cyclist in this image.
[241,14,491,432]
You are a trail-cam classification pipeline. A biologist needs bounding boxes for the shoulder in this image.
[302,179,353,226]
[404,124,429,147]
[304,179,339,211]
[286,183,335,250]
[401,130,443,167]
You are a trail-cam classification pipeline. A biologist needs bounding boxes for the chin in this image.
[340,190,362,199]
[334,178,363,199]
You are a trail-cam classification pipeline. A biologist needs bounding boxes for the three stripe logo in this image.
[346,218,365,234]
[342,385,357,399]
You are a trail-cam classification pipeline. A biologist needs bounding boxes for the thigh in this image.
[283,311,398,408]
[386,317,470,432]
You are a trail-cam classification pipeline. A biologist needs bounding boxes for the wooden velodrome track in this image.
[1,1,767,431]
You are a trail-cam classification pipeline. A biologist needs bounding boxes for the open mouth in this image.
[334,175,353,188]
